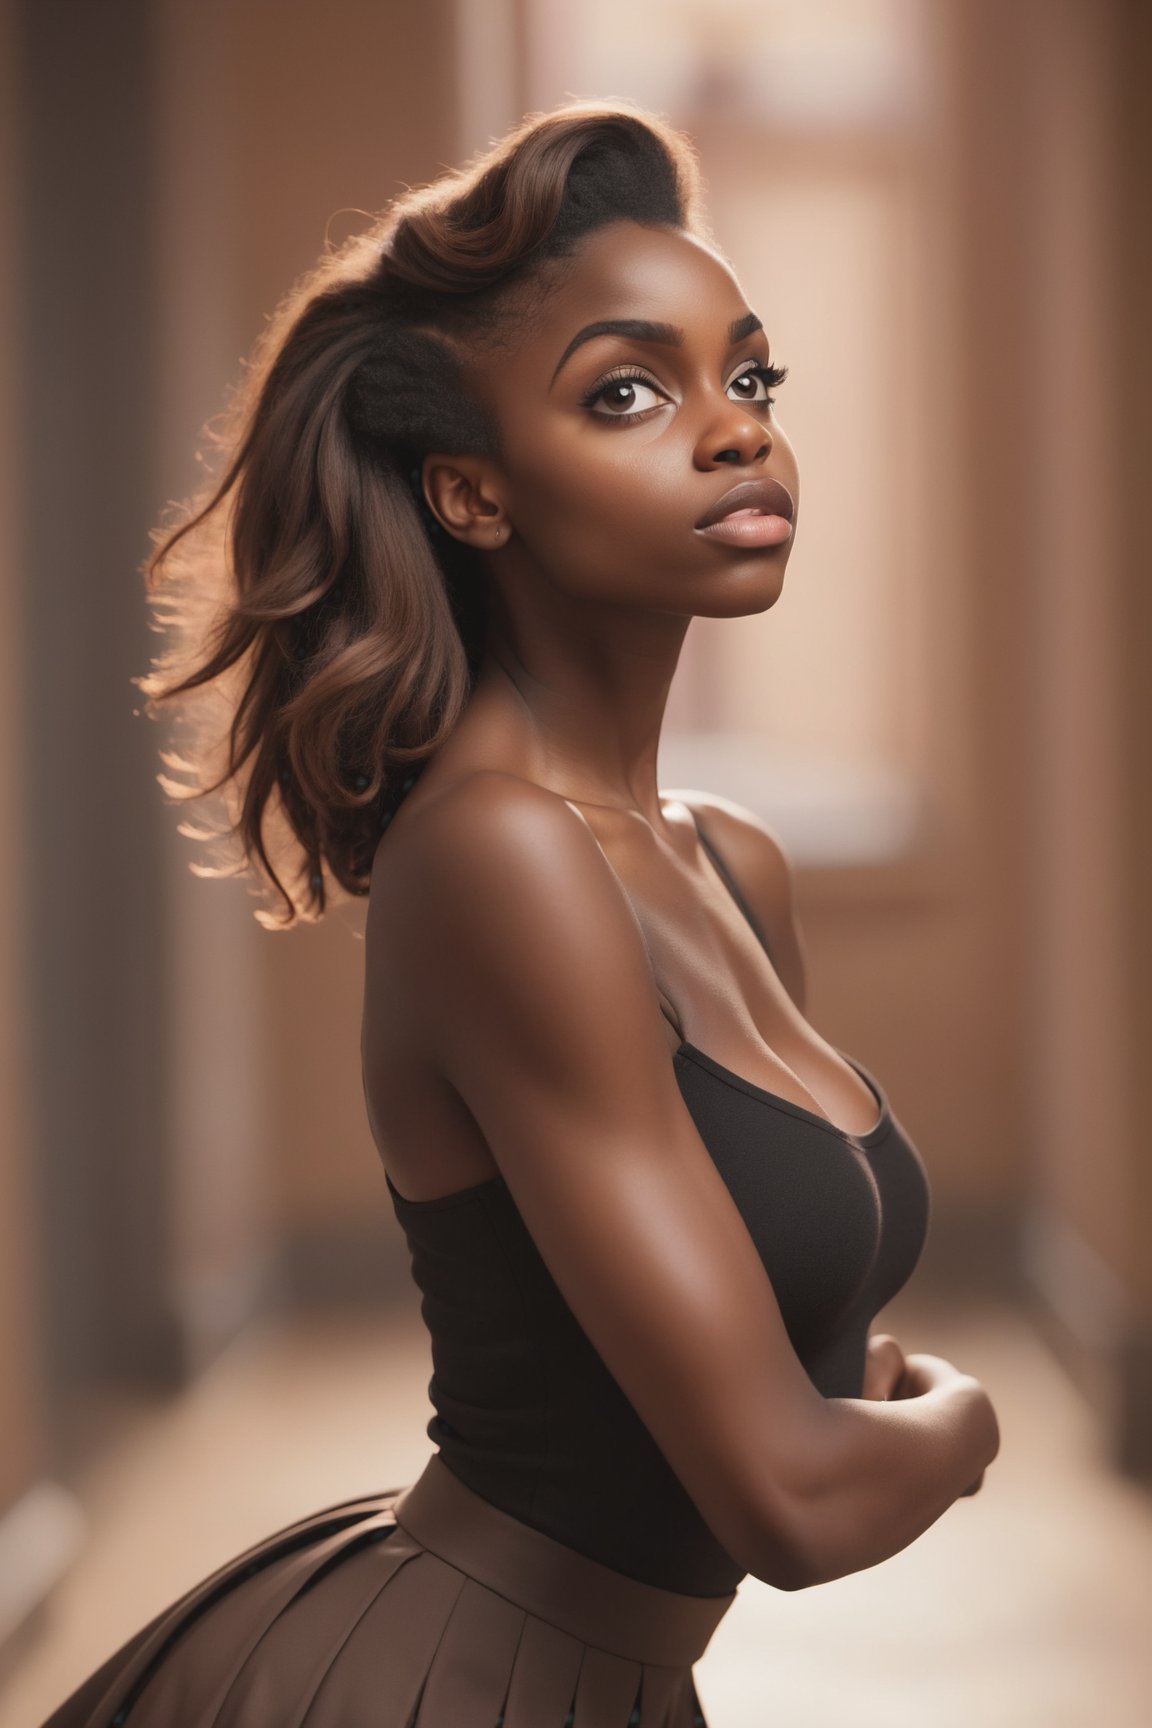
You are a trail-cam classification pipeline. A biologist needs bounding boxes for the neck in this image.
[471,593,691,830]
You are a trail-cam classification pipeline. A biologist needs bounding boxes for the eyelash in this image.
[579,360,789,423]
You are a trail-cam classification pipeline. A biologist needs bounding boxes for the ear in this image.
[422,455,509,552]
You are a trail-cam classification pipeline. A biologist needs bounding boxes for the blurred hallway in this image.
[3,1290,1151,1727]
[3,0,1152,1716]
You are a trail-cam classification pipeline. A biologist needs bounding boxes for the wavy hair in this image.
[135,100,708,928]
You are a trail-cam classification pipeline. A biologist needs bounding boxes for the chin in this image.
[693,559,790,618]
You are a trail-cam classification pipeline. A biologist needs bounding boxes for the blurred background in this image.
[1,0,1150,1722]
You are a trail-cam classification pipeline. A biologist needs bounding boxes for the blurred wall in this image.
[866,0,1152,1467]
[15,0,176,1427]
[1012,0,1152,1469]
[1117,3,1152,1471]
[0,0,84,1663]
[0,0,34,1531]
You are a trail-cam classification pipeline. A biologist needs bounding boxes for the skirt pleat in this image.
[53,1503,388,1728]
[498,1612,587,1728]
[410,1574,527,1725]
[302,1549,469,1728]
[571,1647,644,1727]
[211,1521,428,1726]
[41,1459,735,1728]
[99,1511,411,1726]
[632,1667,695,1728]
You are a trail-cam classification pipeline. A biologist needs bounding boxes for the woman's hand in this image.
[863,1345,988,1494]
[897,1351,974,1398]
[893,1352,995,1495]
[861,1331,907,1402]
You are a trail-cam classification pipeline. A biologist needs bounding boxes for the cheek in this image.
[507,418,691,552]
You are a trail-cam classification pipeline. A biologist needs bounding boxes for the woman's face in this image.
[436,218,800,619]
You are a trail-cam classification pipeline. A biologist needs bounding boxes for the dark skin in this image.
[361,219,997,1591]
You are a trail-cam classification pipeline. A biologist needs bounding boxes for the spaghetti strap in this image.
[568,798,685,1041]
[685,807,776,969]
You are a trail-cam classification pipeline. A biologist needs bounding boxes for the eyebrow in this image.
[550,311,765,385]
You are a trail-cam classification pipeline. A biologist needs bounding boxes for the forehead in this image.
[489,222,750,375]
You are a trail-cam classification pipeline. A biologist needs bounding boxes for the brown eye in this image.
[580,368,668,421]
[728,362,788,405]
[729,372,768,401]
[598,381,660,413]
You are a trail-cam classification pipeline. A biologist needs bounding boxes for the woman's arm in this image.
[369,772,998,1592]
[676,794,986,1511]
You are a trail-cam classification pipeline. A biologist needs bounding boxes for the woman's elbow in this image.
[743,1528,824,1592]
[715,1479,824,1593]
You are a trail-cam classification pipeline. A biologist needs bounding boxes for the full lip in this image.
[694,477,796,530]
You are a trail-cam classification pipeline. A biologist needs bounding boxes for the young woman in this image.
[43,100,1000,1728]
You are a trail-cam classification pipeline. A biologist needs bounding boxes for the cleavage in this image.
[655,829,880,1137]
[583,798,880,1138]
[661,996,881,1139]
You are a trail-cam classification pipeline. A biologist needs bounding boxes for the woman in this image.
[44,100,999,1727]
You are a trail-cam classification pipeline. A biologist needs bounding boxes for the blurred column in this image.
[15,0,180,1432]
[13,0,276,1456]
[0,0,83,1665]
[942,0,1152,1472]
[1113,0,1152,1477]
[1016,0,1152,1476]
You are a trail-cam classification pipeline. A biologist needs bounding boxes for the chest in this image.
[673,1044,931,1357]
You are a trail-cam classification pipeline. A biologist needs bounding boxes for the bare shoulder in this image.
[365,767,668,1078]
[663,786,808,1012]
[368,767,633,932]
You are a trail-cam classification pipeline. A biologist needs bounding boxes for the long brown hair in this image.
[136,100,708,928]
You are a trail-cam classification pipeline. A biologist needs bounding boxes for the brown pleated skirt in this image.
[41,1453,737,1727]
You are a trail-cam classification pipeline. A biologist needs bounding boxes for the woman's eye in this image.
[580,360,787,422]
[728,363,787,405]
[581,372,667,420]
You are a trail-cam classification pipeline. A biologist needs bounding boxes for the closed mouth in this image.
[694,477,796,530]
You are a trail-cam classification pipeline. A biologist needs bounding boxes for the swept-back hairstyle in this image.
[136,100,708,928]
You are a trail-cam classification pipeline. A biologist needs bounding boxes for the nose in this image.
[696,401,772,469]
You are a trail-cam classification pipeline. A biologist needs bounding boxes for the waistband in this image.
[391,1454,736,1668]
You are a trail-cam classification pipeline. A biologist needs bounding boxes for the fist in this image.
[862,1331,907,1401]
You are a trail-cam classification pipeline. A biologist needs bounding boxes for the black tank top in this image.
[384,819,932,1595]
